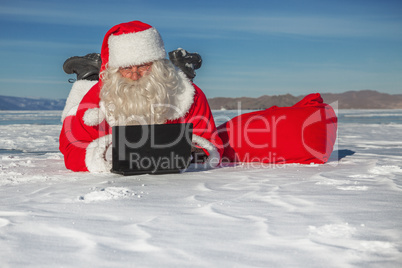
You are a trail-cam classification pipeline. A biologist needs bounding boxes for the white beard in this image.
[99,60,182,126]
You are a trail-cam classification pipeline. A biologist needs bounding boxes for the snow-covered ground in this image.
[1,110,402,267]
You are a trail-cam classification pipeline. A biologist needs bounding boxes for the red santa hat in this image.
[100,21,166,73]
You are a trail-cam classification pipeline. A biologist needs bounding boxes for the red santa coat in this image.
[59,79,223,172]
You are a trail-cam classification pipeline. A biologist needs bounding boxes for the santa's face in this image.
[118,62,153,81]
[100,59,182,126]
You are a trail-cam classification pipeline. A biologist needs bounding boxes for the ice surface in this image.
[0,110,402,267]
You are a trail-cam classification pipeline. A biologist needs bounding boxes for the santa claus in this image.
[60,20,338,173]
[59,20,223,172]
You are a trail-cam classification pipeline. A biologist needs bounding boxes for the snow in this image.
[1,110,402,267]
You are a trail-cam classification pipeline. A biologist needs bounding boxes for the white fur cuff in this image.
[192,135,221,168]
[85,134,112,173]
[61,80,97,122]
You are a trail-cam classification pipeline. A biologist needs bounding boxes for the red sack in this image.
[217,93,337,164]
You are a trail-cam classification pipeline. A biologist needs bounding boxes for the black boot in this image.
[63,53,102,81]
[169,48,202,81]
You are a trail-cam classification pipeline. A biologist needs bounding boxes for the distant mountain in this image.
[320,90,402,109]
[1,90,402,111]
[0,95,66,110]
[208,94,300,110]
[208,90,402,110]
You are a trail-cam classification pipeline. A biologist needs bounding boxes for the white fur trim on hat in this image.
[108,27,166,68]
[192,134,221,168]
[83,107,106,126]
[61,80,97,122]
[85,134,112,173]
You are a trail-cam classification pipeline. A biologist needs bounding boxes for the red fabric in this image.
[60,90,337,171]
[59,82,223,172]
[217,93,337,164]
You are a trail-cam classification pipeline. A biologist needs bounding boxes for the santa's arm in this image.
[59,83,112,172]
[186,85,223,168]
[59,115,112,172]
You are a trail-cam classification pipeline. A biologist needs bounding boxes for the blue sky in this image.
[0,0,401,99]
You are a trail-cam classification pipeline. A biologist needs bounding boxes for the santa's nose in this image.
[129,68,140,81]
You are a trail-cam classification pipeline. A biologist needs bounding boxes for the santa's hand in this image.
[86,134,112,173]
[105,143,112,163]
[191,146,207,163]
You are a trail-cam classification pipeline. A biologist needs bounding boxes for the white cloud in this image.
[0,39,98,50]
[240,16,402,38]
[0,78,66,85]
[172,14,402,39]
[1,2,401,39]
